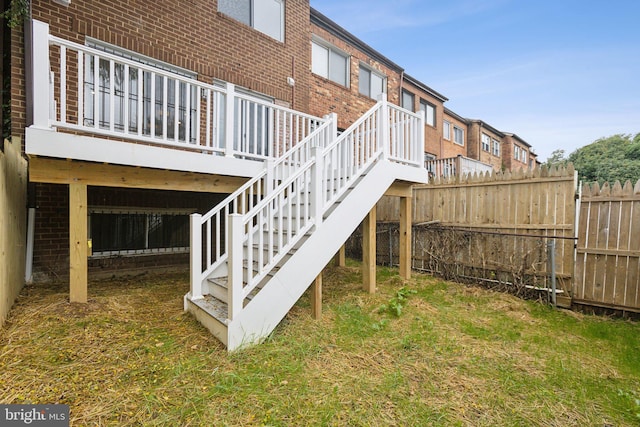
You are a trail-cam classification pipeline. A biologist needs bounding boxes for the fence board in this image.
[376,166,578,297]
[574,180,640,312]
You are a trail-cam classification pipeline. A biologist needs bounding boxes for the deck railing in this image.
[425,155,494,180]
[29,19,323,160]
[190,96,423,320]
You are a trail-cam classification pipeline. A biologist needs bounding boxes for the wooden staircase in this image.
[185,97,427,350]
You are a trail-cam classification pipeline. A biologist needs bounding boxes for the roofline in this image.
[503,132,532,148]
[310,8,404,73]
[403,73,448,102]
[443,107,468,124]
[469,119,505,138]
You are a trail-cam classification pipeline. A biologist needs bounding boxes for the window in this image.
[481,133,490,152]
[453,125,464,146]
[312,40,349,87]
[402,90,414,112]
[522,149,528,164]
[218,0,284,42]
[514,145,520,161]
[419,100,436,127]
[89,208,190,257]
[358,65,386,99]
[443,120,451,140]
[84,39,198,143]
[492,138,500,156]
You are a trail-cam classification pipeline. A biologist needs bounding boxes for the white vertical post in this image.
[225,82,236,157]
[227,214,244,320]
[311,146,324,227]
[326,113,338,149]
[29,20,51,129]
[190,213,203,299]
[377,93,389,159]
[417,109,425,165]
[265,159,275,195]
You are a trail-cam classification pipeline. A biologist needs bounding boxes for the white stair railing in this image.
[224,96,424,319]
[29,19,322,160]
[190,115,336,303]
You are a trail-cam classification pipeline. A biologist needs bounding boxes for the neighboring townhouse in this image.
[4,0,427,348]
[468,120,505,171]
[400,74,448,158]
[502,133,534,171]
[309,8,403,130]
[442,107,468,159]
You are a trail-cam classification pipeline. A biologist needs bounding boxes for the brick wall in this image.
[32,184,224,282]
[468,121,503,170]
[18,0,312,281]
[309,24,401,130]
[400,80,445,157]
[502,134,531,171]
[442,112,467,159]
[22,0,310,125]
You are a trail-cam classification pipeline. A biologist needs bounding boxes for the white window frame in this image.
[358,64,386,99]
[481,133,491,152]
[218,0,285,42]
[492,138,500,156]
[443,120,451,140]
[312,38,350,87]
[453,125,464,146]
[514,145,520,161]
[402,90,415,112]
[419,100,436,127]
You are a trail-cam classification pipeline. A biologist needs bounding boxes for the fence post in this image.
[224,82,236,158]
[227,214,244,320]
[547,239,557,306]
[190,213,203,300]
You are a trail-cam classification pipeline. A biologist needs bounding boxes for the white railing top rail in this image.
[32,19,326,161]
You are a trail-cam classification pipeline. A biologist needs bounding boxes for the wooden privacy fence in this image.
[376,166,578,303]
[574,180,640,313]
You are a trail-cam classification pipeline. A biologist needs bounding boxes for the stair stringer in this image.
[225,160,427,350]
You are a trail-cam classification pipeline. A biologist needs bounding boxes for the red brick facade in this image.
[467,120,504,171]
[309,16,402,130]
[502,133,534,171]
[442,109,467,159]
[17,0,314,282]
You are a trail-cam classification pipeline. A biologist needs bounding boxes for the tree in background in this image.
[564,133,640,184]
[544,149,568,169]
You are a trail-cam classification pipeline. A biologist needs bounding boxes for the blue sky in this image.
[309,0,640,161]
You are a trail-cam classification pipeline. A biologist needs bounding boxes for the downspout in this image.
[25,183,36,283]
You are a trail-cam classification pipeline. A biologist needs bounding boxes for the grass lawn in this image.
[1,261,639,426]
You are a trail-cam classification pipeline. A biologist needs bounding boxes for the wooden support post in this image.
[362,206,376,293]
[334,245,346,267]
[69,183,88,303]
[399,196,412,279]
[310,272,322,319]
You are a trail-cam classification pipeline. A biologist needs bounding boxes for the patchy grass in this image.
[1,264,639,426]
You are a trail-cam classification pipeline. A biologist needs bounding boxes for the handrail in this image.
[192,116,335,298]
[34,19,323,160]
